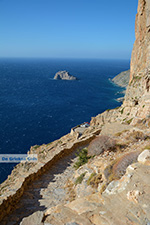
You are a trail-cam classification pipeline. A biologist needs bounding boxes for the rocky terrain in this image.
[0,0,150,224]
[54,71,77,80]
[111,69,130,88]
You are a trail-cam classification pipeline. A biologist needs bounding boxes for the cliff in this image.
[0,0,150,224]
[111,69,130,88]
[130,0,150,83]
[123,0,150,123]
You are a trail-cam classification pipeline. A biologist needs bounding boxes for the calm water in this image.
[0,58,129,183]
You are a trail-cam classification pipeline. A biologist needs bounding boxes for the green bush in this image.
[74,148,90,169]
[126,118,133,124]
[75,172,86,185]
[120,107,125,114]
[33,145,40,149]
[87,173,96,186]
[87,173,102,188]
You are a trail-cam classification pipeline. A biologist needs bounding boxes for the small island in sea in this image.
[53,70,77,80]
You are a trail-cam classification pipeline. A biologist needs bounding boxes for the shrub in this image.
[88,135,116,156]
[74,148,90,169]
[115,130,128,137]
[65,179,76,202]
[104,151,140,181]
[113,152,139,178]
[128,130,147,141]
[126,118,133,124]
[104,159,117,181]
[87,173,102,188]
[33,145,40,149]
[148,121,150,127]
[87,173,96,185]
[115,143,127,152]
[100,183,107,194]
[120,107,125,114]
[75,172,86,185]
[143,145,150,150]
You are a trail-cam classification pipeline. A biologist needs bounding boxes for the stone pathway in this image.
[1,149,79,225]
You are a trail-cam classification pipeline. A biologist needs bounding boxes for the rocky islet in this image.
[54,70,77,80]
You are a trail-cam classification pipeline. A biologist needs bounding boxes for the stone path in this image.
[1,149,79,225]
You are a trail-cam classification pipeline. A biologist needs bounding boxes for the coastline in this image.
[109,69,130,103]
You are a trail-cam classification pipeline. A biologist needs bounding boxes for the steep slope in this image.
[123,0,150,122]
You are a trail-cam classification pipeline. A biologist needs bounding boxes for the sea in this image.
[0,58,130,183]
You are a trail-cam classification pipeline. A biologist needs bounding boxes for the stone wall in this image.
[0,129,100,222]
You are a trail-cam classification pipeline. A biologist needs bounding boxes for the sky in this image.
[0,0,138,59]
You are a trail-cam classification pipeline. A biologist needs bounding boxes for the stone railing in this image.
[0,128,100,222]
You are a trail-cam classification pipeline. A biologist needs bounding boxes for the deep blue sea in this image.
[0,58,129,183]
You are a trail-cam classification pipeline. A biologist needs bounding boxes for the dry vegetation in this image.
[104,151,140,182]
[88,135,116,156]
[65,179,76,202]
[75,172,86,185]
[87,173,103,188]
[126,130,148,141]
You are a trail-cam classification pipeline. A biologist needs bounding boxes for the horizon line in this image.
[0,56,131,61]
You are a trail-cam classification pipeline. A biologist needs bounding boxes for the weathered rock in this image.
[54,71,77,80]
[65,222,80,225]
[126,190,142,203]
[138,149,150,165]
[100,122,132,136]
[124,0,150,111]
[20,211,44,225]
[66,197,98,215]
[130,0,150,83]
[45,204,91,225]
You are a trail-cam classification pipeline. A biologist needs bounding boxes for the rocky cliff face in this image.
[124,0,150,109]
[130,0,150,83]
[121,0,150,126]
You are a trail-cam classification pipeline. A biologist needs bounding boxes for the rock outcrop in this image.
[111,69,130,88]
[54,71,77,80]
[124,0,150,110]
[130,0,150,83]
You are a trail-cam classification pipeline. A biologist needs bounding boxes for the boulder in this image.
[20,211,44,225]
[138,149,150,165]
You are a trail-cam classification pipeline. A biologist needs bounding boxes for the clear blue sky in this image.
[0,0,138,59]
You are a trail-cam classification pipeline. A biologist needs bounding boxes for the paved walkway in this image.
[1,150,78,225]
